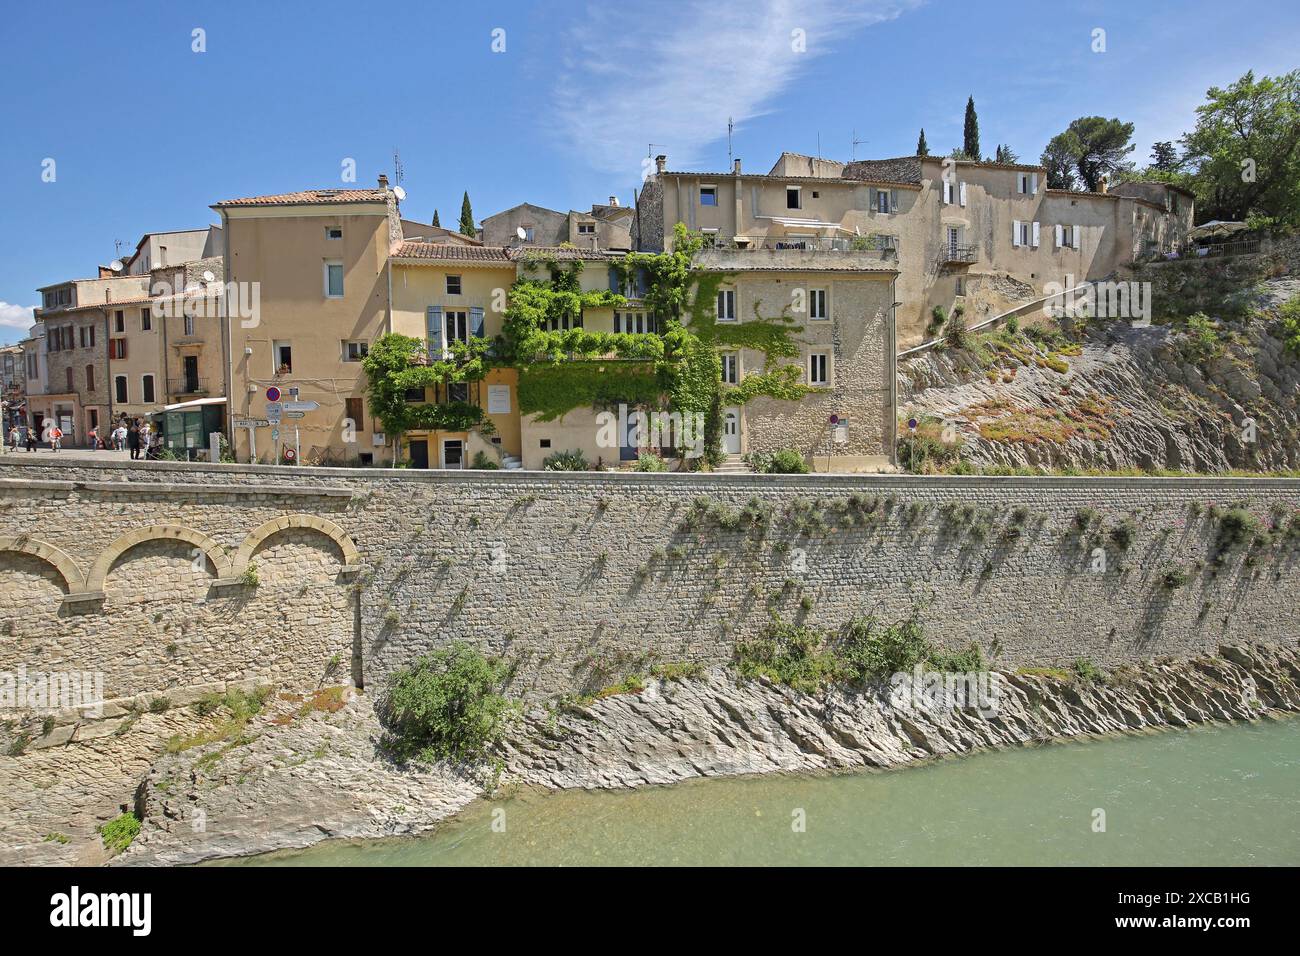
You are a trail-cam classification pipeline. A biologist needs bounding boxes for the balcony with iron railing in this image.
[940,243,978,264]
[695,235,899,272]
[168,377,210,396]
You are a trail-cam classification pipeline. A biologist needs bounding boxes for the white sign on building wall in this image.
[487,385,511,414]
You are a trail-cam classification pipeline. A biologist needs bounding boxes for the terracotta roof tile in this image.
[392,242,512,262]
[214,188,388,208]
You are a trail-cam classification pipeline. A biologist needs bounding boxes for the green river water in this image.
[223,718,1299,866]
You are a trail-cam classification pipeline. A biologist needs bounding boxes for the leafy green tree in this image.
[916,128,929,156]
[994,144,1019,164]
[1149,141,1180,171]
[1041,137,1077,189]
[1179,69,1300,228]
[458,191,475,236]
[362,333,494,465]
[963,96,980,162]
[1041,116,1135,191]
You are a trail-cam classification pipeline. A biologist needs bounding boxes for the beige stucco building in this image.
[215,182,399,465]
[638,152,1193,347]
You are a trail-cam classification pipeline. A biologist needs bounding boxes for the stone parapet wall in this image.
[1,458,1298,716]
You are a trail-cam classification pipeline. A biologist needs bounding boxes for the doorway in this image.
[723,407,740,454]
[408,439,429,469]
[440,439,464,469]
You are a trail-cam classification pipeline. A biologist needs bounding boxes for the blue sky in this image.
[2,0,1296,343]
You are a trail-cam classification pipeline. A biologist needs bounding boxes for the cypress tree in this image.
[458,192,475,236]
[432,209,441,228]
[963,96,980,161]
[916,128,929,156]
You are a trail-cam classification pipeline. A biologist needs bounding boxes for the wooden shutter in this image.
[959,182,967,207]
[1073,227,1081,249]
[1032,222,1040,247]
[470,307,485,338]
[889,189,899,212]
[1031,173,1039,195]
[426,306,443,360]
[1012,220,1021,247]
[608,267,620,293]
[1055,224,1064,248]
[869,187,878,212]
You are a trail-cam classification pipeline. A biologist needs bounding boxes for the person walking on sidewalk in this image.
[127,420,141,460]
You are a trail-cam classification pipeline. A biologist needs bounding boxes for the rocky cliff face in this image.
[899,279,1300,473]
[107,643,1299,865]
[500,643,1299,789]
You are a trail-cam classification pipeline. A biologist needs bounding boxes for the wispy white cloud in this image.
[550,0,921,176]
[0,302,36,331]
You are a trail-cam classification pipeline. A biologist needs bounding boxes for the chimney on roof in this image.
[609,196,618,207]
[734,159,742,174]
[1098,174,1108,194]
[377,173,389,190]
[655,154,666,174]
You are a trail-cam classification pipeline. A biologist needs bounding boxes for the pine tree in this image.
[432,209,441,228]
[916,128,929,156]
[963,97,980,162]
[458,192,475,236]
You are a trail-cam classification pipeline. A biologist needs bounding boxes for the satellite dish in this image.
[516,227,527,240]
[110,259,123,272]
[393,185,407,202]
[202,270,215,283]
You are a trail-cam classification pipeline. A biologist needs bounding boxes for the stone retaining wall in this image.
[2,458,1299,723]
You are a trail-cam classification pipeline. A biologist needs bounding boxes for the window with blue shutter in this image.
[635,267,648,299]
[470,307,485,338]
[608,267,620,293]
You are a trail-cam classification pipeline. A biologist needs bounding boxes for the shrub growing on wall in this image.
[378,643,515,764]
[542,449,589,471]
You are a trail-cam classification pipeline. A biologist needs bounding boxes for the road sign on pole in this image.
[266,386,281,402]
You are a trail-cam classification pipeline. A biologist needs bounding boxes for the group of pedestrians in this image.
[4,416,157,457]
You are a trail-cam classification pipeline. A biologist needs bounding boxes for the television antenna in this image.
[727,117,734,167]
[851,129,867,161]
[393,148,404,186]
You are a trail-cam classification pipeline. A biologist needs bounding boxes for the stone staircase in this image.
[713,454,749,474]
[501,453,523,470]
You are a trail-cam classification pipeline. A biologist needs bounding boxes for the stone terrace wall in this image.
[2,458,1299,717]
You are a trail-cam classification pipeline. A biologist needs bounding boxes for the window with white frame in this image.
[324,260,344,298]
[184,314,195,336]
[614,312,657,334]
[1012,220,1040,248]
[141,308,152,332]
[445,310,469,345]
[1055,224,1081,249]
[721,352,739,385]
[716,289,736,322]
[1017,172,1039,195]
[114,311,125,333]
[577,222,595,235]
[809,289,828,321]
[808,351,830,386]
[326,227,343,240]
[786,186,801,209]
[274,341,293,374]
[142,374,155,404]
[700,186,717,206]
[343,340,369,362]
[446,274,462,295]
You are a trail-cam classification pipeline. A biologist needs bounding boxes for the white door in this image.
[440,439,464,469]
[723,407,740,454]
